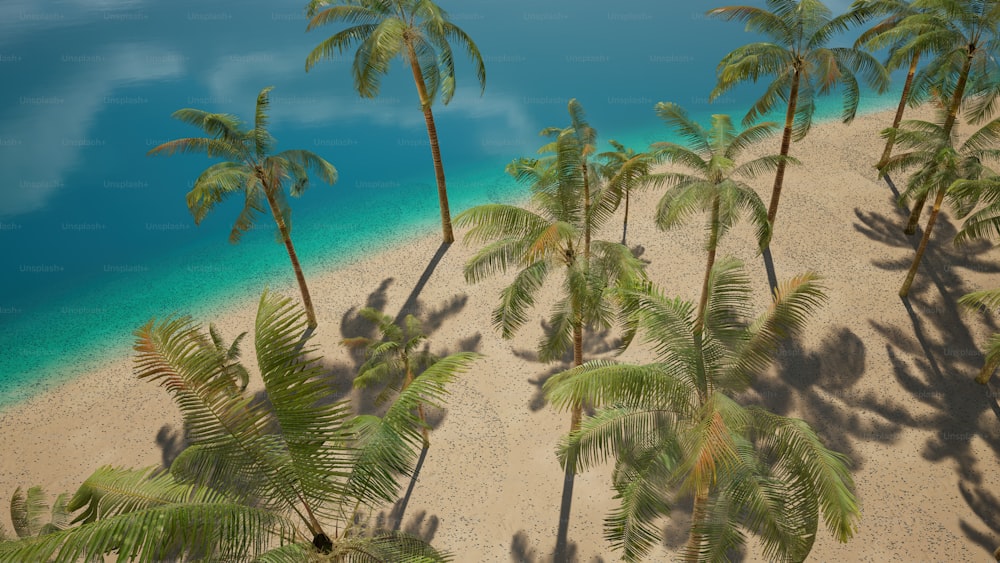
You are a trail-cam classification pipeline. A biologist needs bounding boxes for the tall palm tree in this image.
[457,103,642,431]
[650,102,780,328]
[344,308,477,448]
[544,259,859,562]
[882,0,1000,234]
[598,140,658,245]
[305,0,487,244]
[709,0,890,229]
[457,100,642,559]
[148,86,336,329]
[839,0,926,171]
[0,291,461,562]
[884,109,1000,297]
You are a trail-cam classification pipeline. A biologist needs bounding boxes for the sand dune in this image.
[2,105,999,561]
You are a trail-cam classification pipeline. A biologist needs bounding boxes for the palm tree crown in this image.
[0,292,458,561]
[651,102,781,329]
[869,0,1000,233]
[883,107,1000,297]
[544,259,860,562]
[148,86,337,328]
[710,0,890,227]
[305,0,487,244]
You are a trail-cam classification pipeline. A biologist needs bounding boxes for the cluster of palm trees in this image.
[0,292,479,561]
[4,0,1000,560]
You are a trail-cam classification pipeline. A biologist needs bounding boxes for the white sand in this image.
[2,105,999,561]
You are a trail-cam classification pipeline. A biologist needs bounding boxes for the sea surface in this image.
[0,0,895,407]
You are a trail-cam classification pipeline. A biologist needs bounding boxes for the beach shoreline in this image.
[3,104,1000,560]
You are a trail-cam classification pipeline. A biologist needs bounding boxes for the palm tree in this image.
[0,291,463,561]
[456,103,644,431]
[944,147,1000,384]
[957,288,1000,385]
[839,0,926,171]
[6,487,71,540]
[881,0,1000,234]
[148,87,336,329]
[709,0,890,229]
[650,102,780,327]
[598,140,658,245]
[305,0,487,244]
[544,259,859,562]
[344,308,476,448]
[884,109,1000,297]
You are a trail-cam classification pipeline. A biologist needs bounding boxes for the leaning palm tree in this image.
[957,288,1000,385]
[885,108,1000,297]
[651,102,780,326]
[305,0,487,244]
[880,0,1000,234]
[0,291,463,562]
[598,140,658,245]
[544,259,859,562]
[148,86,336,328]
[343,308,475,448]
[709,0,890,228]
[944,149,1000,385]
[838,0,926,171]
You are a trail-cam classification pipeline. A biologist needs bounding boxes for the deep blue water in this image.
[0,0,893,407]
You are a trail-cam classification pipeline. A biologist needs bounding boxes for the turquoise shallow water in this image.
[0,0,900,408]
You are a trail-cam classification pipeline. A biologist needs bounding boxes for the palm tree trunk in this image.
[899,186,946,298]
[767,68,801,228]
[583,164,592,260]
[682,490,709,562]
[621,190,630,246]
[905,50,973,235]
[878,52,920,172]
[696,197,721,332]
[262,185,318,328]
[570,321,584,432]
[406,42,454,244]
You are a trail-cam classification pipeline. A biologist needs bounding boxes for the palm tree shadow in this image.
[509,530,606,563]
[762,247,778,296]
[630,243,652,265]
[155,423,188,470]
[850,203,1000,555]
[394,241,452,324]
[371,503,440,544]
[750,328,906,470]
[882,172,902,200]
[516,324,622,413]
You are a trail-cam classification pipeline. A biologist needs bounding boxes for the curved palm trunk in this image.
[899,186,946,298]
[621,190,630,245]
[696,197,721,331]
[905,50,973,235]
[878,52,921,172]
[262,185,318,328]
[766,68,801,228]
[406,42,454,244]
[570,321,584,431]
[683,489,710,562]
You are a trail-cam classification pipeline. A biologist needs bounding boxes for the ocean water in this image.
[0,0,897,407]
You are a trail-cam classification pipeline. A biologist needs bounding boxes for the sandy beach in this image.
[3,104,1000,561]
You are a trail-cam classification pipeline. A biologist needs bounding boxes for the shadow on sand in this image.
[744,191,1000,557]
